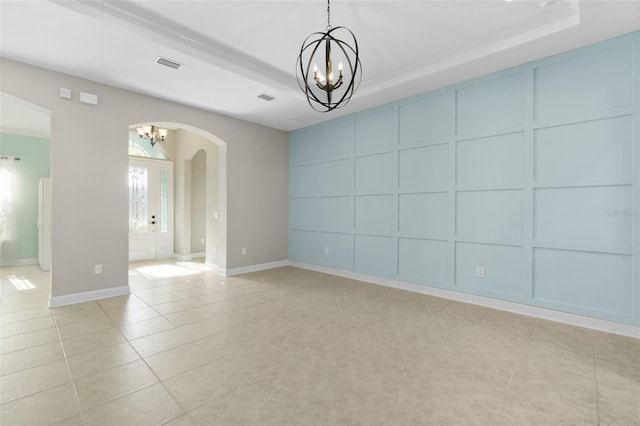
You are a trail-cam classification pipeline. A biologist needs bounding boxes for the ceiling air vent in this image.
[257,93,276,102]
[155,57,183,70]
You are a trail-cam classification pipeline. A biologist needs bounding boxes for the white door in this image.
[128,158,174,261]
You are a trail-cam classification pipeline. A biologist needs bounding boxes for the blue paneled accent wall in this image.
[289,32,640,326]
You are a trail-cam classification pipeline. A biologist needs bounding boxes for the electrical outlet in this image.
[201,237,205,244]
[324,247,330,255]
[94,264,102,274]
[476,266,484,278]
[242,248,247,255]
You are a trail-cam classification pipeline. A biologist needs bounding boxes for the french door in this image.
[128,158,173,261]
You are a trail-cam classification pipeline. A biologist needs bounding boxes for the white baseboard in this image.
[49,285,130,308]
[173,253,205,261]
[0,258,38,267]
[173,253,188,261]
[290,262,640,339]
[224,260,290,276]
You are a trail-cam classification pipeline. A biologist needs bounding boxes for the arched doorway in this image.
[0,92,52,301]
[128,122,226,270]
[0,93,52,268]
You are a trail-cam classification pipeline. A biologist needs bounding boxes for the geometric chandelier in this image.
[296,0,362,112]
[136,125,168,147]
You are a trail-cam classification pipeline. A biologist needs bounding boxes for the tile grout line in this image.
[489,323,534,425]
[139,279,307,423]
[89,297,187,425]
[592,337,601,425]
[212,345,304,424]
[120,273,281,423]
[51,306,89,426]
[140,278,301,424]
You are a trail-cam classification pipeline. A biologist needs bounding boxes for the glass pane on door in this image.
[128,166,148,234]
[160,168,168,233]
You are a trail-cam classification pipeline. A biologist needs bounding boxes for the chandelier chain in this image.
[326,0,331,30]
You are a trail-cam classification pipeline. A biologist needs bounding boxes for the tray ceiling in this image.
[1,1,639,131]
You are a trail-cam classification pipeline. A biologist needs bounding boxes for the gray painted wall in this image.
[191,150,206,254]
[0,58,289,298]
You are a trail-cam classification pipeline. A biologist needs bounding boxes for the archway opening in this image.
[0,92,52,299]
[127,122,227,272]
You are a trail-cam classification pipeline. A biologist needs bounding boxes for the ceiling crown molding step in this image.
[359,0,581,98]
[49,0,301,96]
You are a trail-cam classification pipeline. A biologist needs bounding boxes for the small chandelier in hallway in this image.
[296,0,362,112]
[136,125,167,147]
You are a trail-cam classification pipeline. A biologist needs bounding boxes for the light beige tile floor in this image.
[1,260,638,425]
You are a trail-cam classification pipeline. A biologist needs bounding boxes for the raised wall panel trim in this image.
[456,189,524,241]
[531,240,633,255]
[224,260,290,276]
[454,241,524,297]
[454,185,525,192]
[318,159,353,196]
[289,164,317,197]
[289,32,640,327]
[316,119,354,161]
[290,261,640,338]
[319,232,354,270]
[398,144,449,192]
[455,127,526,144]
[355,106,398,154]
[399,135,449,148]
[354,152,395,193]
[456,72,525,136]
[398,92,449,147]
[455,132,524,188]
[534,185,633,247]
[532,179,634,189]
[355,194,394,235]
[398,190,449,195]
[532,248,633,316]
[455,129,524,143]
[534,43,634,121]
[532,106,635,131]
[290,197,317,231]
[454,238,523,248]
[534,115,633,182]
[397,235,448,242]
[49,286,130,308]
[398,237,448,284]
[398,192,448,238]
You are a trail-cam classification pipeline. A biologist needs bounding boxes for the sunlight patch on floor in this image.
[8,275,37,290]
[132,261,214,279]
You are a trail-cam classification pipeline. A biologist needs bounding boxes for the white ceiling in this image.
[1,0,639,132]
